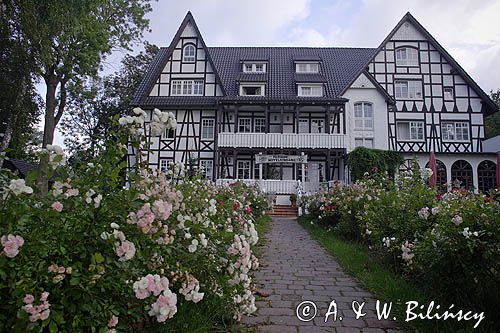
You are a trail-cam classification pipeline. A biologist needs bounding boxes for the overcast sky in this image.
[52,0,500,146]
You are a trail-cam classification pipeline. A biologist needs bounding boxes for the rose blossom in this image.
[51,201,63,212]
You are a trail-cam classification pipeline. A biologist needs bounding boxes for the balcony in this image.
[217,132,346,149]
[216,179,335,194]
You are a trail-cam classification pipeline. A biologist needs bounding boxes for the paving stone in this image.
[241,217,402,333]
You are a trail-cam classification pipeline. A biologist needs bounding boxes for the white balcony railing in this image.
[217,132,345,149]
[216,179,332,194]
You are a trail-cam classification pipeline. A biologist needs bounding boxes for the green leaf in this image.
[49,321,58,333]
[94,252,104,264]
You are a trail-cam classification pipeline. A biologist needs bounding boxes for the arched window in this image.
[451,160,473,190]
[354,102,373,130]
[477,160,497,193]
[183,44,196,62]
[395,47,419,66]
[425,159,447,188]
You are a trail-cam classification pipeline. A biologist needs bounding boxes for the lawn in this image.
[298,215,496,333]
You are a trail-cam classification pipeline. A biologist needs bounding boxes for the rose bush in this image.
[0,109,270,332]
[300,163,500,316]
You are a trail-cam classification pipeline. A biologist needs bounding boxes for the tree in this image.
[0,2,42,167]
[5,0,152,193]
[485,89,500,139]
[60,43,159,158]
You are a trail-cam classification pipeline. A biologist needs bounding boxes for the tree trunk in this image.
[38,74,60,195]
[0,112,18,169]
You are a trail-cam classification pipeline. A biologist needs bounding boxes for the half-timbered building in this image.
[130,11,499,199]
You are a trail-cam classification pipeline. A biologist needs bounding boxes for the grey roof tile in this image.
[132,47,376,106]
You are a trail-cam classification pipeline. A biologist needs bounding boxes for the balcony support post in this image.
[233,149,237,179]
[295,105,300,134]
[234,105,239,133]
[326,150,331,181]
[326,105,331,134]
[301,152,306,183]
[265,105,270,134]
[280,105,284,134]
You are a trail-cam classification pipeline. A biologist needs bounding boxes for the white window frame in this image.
[397,121,424,141]
[200,160,213,178]
[183,44,196,62]
[171,79,204,96]
[311,119,324,133]
[394,80,422,100]
[441,122,469,142]
[295,62,319,73]
[201,118,215,140]
[159,159,168,172]
[254,118,266,133]
[395,47,419,67]
[171,80,182,95]
[239,84,265,96]
[354,137,374,148]
[353,102,374,130]
[242,63,267,73]
[237,160,251,179]
[298,84,323,97]
[238,118,251,133]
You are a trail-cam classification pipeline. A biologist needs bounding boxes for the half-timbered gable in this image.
[367,12,497,154]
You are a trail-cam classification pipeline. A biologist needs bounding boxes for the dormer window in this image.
[296,62,319,73]
[242,62,267,73]
[240,83,265,96]
[298,84,323,97]
[183,44,196,62]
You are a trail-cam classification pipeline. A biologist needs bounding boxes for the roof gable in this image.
[376,12,497,115]
[131,12,225,106]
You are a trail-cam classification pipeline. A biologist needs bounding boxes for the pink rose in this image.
[51,201,63,212]
[40,292,49,302]
[1,234,23,258]
[23,294,35,304]
[39,309,50,321]
[108,315,118,327]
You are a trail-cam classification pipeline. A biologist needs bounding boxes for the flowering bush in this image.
[300,163,500,315]
[0,110,269,332]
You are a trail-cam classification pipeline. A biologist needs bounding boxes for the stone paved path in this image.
[242,217,401,333]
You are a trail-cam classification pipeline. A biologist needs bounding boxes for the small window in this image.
[240,85,264,96]
[160,159,168,172]
[163,128,175,139]
[183,44,196,62]
[238,118,251,133]
[397,121,424,141]
[242,63,266,73]
[395,47,419,66]
[296,63,319,73]
[443,87,454,100]
[193,80,204,95]
[441,122,469,141]
[395,81,422,99]
[311,119,324,133]
[182,80,193,95]
[200,160,213,179]
[355,138,374,148]
[237,160,251,179]
[171,80,182,95]
[201,119,215,140]
[298,85,323,97]
[255,118,266,133]
[354,102,373,130]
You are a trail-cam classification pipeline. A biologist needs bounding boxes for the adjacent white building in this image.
[129,11,499,195]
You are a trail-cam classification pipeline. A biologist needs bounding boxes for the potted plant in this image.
[289,193,297,206]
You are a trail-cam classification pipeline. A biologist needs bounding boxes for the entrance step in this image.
[267,205,298,217]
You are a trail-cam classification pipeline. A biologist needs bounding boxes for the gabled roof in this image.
[353,12,498,115]
[131,11,226,106]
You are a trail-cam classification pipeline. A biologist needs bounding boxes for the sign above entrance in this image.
[255,154,308,164]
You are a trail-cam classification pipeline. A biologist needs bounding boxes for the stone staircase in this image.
[267,204,298,217]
